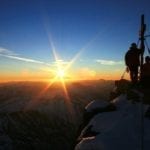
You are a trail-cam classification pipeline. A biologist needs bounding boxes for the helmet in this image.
[131,43,137,48]
[145,56,150,62]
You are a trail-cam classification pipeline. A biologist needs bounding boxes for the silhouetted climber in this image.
[125,43,142,84]
[140,56,150,88]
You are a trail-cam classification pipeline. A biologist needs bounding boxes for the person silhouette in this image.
[125,43,142,84]
[140,56,150,88]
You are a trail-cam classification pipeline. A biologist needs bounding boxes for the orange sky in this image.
[0,69,130,83]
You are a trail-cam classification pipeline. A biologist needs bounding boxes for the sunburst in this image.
[29,29,84,118]
[56,69,65,78]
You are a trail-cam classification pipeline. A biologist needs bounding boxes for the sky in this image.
[0,0,150,82]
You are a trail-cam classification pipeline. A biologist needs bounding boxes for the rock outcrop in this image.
[75,90,150,150]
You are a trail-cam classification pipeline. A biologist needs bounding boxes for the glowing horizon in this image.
[1,0,147,83]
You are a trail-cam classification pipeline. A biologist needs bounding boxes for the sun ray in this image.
[24,75,58,110]
[28,26,75,115]
[60,77,75,118]
[63,31,102,72]
[31,17,104,117]
[60,78,69,100]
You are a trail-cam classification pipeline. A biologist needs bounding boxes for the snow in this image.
[85,100,109,113]
[75,94,150,150]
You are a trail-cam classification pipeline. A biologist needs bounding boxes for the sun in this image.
[56,69,65,78]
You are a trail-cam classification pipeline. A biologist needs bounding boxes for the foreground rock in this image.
[75,92,150,150]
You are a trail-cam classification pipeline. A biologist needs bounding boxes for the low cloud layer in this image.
[95,59,123,65]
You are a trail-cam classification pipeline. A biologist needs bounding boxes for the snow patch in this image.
[75,94,150,150]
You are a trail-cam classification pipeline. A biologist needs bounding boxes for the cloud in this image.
[0,47,51,66]
[0,54,45,64]
[95,59,123,65]
[0,47,17,56]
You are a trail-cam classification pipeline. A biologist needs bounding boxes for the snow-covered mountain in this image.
[75,90,150,150]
